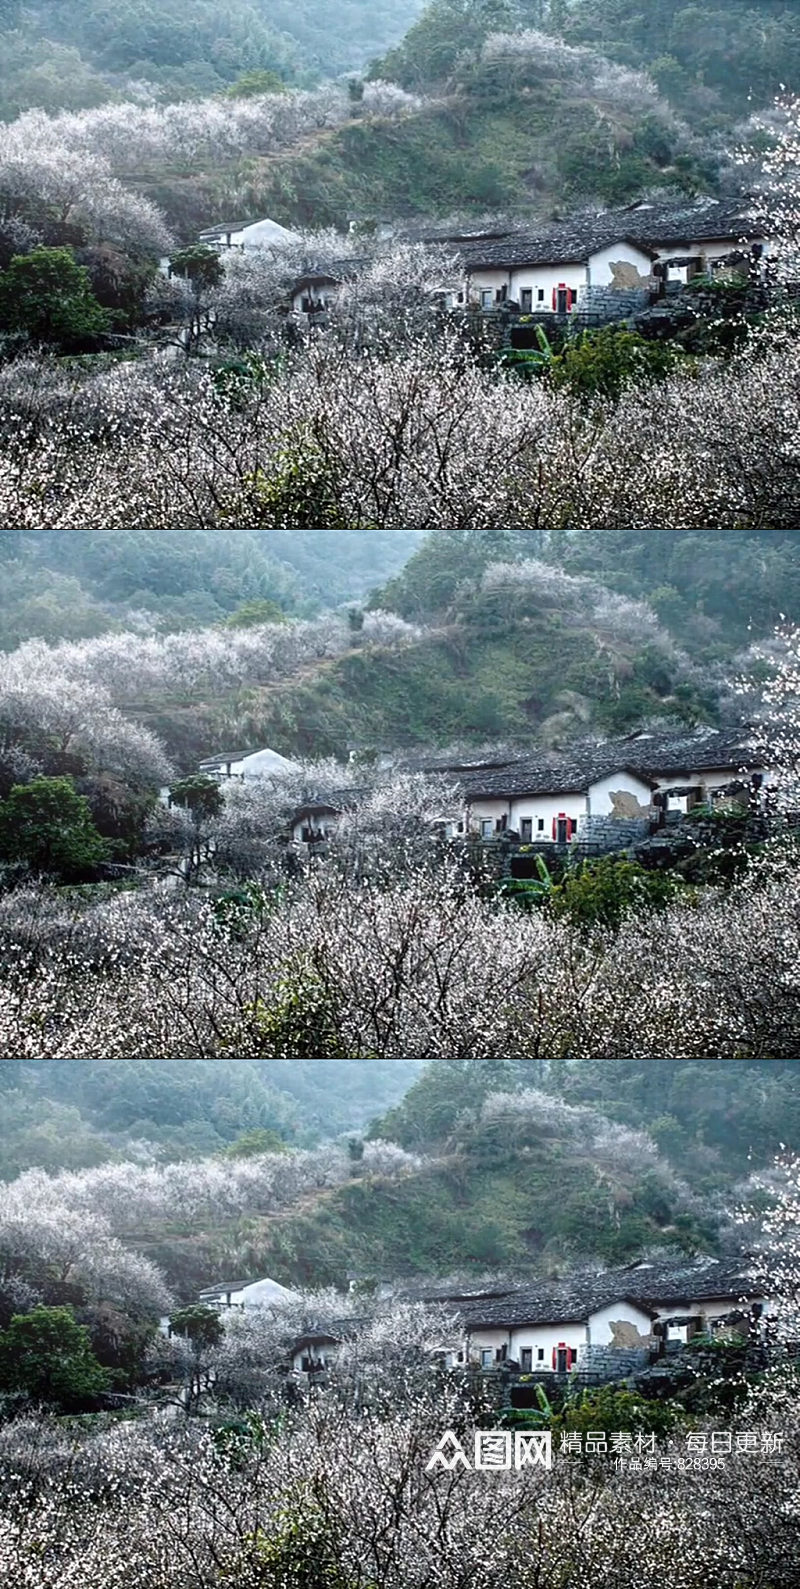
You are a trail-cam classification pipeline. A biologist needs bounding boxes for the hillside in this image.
[0,1,790,263]
[105,1058,798,1297]
[0,0,424,117]
[0,1059,423,1179]
[132,29,715,240]
[0,531,423,649]
[3,530,794,773]
[126,550,718,769]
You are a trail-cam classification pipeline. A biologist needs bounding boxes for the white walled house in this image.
[464,1297,659,1372]
[465,237,659,313]
[458,1259,774,1374]
[198,216,302,253]
[199,746,301,782]
[463,764,657,842]
[460,728,772,841]
[197,1275,301,1313]
[459,197,771,313]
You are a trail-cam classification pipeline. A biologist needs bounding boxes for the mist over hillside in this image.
[0,531,423,647]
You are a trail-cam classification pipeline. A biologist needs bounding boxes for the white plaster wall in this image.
[291,1345,336,1371]
[687,236,771,267]
[508,1322,587,1365]
[466,796,511,834]
[466,263,586,308]
[291,814,338,842]
[688,1295,774,1328]
[466,267,511,305]
[650,237,774,282]
[508,263,587,307]
[466,1326,511,1363]
[291,286,337,312]
[587,241,654,286]
[508,793,586,837]
[586,1300,655,1346]
[587,771,654,817]
[651,766,775,805]
[466,793,588,837]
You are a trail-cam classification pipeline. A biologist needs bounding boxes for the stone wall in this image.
[581,285,652,319]
[579,814,651,849]
[580,1343,651,1377]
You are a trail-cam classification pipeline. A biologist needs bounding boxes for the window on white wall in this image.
[537,1347,545,1361]
[481,1349,492,1368]
[537,818,545,832]
[537,288,545,302]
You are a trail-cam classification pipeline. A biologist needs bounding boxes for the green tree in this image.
[169,775,224,822]
[0,1306,109,1408]
[169,1304,224,1414]
[232,958,355,1058]
[236,1487,355,1589]
[0,776,109,879]
[169,774,224,885]
[168,245,224,293]
[549,856,678,933]
[0,247,109,348]
[222,1128,288,1157]
[223,598,287,628]
[554,1385,680,1444]
[549,327,678,404]
[370,0,514,90]
[225,68,286,97]
[169,1305,224,1351]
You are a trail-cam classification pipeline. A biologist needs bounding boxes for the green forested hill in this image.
[0,531,423,648]
[0,1059,423,1178]
[1,1056,794,1295]
[375,0,800,123]
[377,530,800,649]
[0,0,424,117]
[140,23,714,237]
[0,1,792,241]
[131,548,718,768]
[563,0,800,122]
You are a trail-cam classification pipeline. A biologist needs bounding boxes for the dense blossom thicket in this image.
[0,1363,796,1589]
[1,850,799,1058]
[742,93,800,280]
[0,609,422,707]
[0,1139,421,1239]
[1,324,798,530]
[0,82,421,229]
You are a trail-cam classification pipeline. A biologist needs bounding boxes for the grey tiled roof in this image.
[453,1258,768,1329]
[291,1315,370,1348]
[456,727,766,799]
[456,197,765,271]
[289,728,765,814]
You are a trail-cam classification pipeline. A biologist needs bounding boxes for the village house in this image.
[193,725,773,853]
[289,786,369,842]
[289,257,369,314]
[198,216,301,252]
[456,1257,774,1373]
[458,726,773,843]
[198,746,301,782]
[197,1275,301,1312]
[457,196,772,314]
[217,1256,775,1384]
[281,197,772,324]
